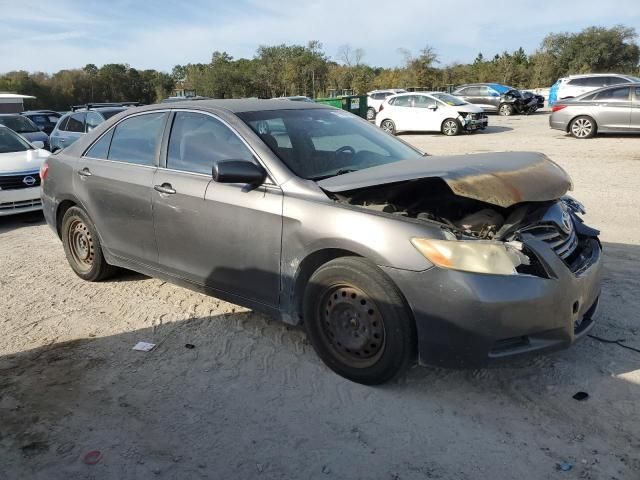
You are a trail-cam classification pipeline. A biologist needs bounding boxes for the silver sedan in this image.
[549,83,640,138]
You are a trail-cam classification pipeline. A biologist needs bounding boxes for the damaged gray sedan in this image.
[41,100,602,385]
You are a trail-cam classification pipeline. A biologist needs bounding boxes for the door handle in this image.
[59,138,66,143]
[78,168,92,177]
[154,184,176,195]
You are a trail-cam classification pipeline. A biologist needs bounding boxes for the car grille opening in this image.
[0,172,41,190]
[522,224,578,260]
[0,199,42,212]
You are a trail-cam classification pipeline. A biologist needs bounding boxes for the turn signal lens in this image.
[40,162,49,181]
[411,238,529,275]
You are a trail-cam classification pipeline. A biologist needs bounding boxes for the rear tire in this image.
[441,118,461,136]
[498,103,514,116]
[380,119,396,135]
[569,115,596,139]
[303,257,416,385]
[61,206,116,281]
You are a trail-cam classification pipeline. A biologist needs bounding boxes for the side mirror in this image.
[427,105,438,110]
[212,159,267,185]
[32,140,45,149]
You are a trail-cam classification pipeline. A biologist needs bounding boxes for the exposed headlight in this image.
[411,238,530,275]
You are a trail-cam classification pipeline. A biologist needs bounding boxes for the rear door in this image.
[152,110,282,306]
[386,95,412,130]
[76,111,169,264]
[592,86,632,130]
[58,112,85,149]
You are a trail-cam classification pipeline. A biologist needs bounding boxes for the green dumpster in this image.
[314,95,368,119]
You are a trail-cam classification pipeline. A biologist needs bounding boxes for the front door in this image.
[631,87,640,129]
[75,111,168,264]
[152,111,282,307]
[592,86,632,130]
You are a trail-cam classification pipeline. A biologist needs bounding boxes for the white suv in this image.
[549,73,640,105]
[366,89,407,120]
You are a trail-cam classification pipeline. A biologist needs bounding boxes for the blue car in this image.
[0,114,50,150]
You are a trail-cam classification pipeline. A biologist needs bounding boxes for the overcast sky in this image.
[1,0,639,73]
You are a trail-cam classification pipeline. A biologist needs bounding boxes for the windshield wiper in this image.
[312,168,359,181]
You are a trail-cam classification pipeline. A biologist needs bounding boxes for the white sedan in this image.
[375,92,488,135]
[0,125,50,216]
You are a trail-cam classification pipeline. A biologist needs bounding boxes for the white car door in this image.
[412,95,444,132]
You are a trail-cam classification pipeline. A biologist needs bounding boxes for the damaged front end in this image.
[458,111,489,131]
[319,153,598,278]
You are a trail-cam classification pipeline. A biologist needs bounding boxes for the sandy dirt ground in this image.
[1,111,639,480]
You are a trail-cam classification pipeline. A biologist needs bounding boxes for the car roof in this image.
[131,98,332,114]
[566,73,634,79]
[0,113,22,117]
[21,110,60,115]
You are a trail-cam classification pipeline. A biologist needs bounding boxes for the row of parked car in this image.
[366,83,543,136]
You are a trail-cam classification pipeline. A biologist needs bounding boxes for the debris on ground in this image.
[132,341,156,352]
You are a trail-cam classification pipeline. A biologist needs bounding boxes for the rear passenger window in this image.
[66,113,85,133]
[85,130,114,159]
[108,112,167,166]
[595,87,630,101]
[167,112,253,175]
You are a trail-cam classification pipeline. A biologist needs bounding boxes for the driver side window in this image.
[167,112,254,175]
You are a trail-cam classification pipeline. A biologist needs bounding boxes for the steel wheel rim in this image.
[572,118,592,138]
[443,121,457,135]
[381,121,393,132]
[499,105,510,115]
[319,285,386,368]
[366,108,375,120]
[67,218,94,272]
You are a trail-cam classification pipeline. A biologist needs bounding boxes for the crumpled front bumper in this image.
[381,236,602,368]
[459,114,489,131]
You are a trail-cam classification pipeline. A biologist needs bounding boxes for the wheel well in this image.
[291,249,360,324]
[55,200,77,238]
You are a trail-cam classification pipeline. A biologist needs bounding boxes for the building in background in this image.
[0,93,36,113]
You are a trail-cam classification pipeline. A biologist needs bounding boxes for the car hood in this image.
[0,149,50,174]
[454,104,484,113]
[317,152,572,208]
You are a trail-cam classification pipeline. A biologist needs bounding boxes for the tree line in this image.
[1,25,638,109]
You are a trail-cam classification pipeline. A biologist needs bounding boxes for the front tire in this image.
[61,206,116,281]
[569,115,596,139]
[380,119,396,135]
[441,118,461,136]
[498,103,514,116]
[303,257,416,385]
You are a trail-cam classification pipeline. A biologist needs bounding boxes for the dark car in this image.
[452,83,534,115]
[21,110,62,135]
[49,103,139,151]
[520,91,545,110]
[0,114,50,149]
[41,100,602,385]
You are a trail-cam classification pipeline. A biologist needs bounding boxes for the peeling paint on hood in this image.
[317,152,572,208]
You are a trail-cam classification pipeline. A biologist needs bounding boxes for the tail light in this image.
[379,104,384,112]
[40,162,49,181]
[551,105,567,112]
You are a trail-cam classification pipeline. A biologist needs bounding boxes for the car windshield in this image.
[431,93,466,106]
[0,116,39,133]
[238,108,424,180]
[626,76,640,83]
[0,127,32,153]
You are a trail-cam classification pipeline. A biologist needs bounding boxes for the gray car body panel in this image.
[550,83,640,134]
[41,99,602,368]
